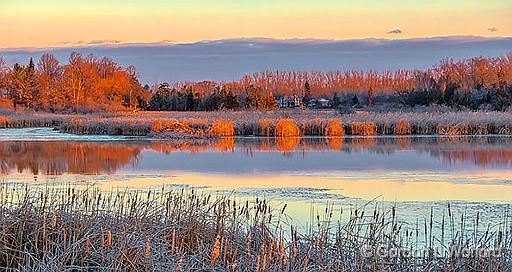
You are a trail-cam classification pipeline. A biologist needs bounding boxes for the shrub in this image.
[0,116,10,128]
[207,120,235,136]
[275,118,301,137]
[324,119,345,136]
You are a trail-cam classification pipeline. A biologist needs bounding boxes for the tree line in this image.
[0,53,147,112]
[1,52,511,112]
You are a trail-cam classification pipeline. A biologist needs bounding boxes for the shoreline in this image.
[1,109,512,137]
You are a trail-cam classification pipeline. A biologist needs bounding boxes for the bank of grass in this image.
[0,185,510,271]
[1,109,512,136]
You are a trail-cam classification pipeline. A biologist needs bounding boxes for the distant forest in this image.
[0,52,511,112]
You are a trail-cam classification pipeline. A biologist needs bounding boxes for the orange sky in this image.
[1,0,511,48]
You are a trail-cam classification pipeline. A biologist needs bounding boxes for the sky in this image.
[1,0,511,49]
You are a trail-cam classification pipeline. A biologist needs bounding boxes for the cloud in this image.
[158,39,176,44]
[87,39,122,45]
[488,27,498,32]
[387,29,402,34]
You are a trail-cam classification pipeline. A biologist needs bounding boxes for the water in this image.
[1,128,511,230]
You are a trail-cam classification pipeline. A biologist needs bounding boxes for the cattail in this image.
[231,260,237,272]
[304,246,312,272]
[101,227,105,250]
[51,209,57,229]
[211,235,221,267]
[85,236,91,256]
[261,242,267,271]
[171,228,176,254]
[177,255,183,272]
[145,238,151,260]
[62,227,68,251]
[280,239,287,269]
[223,238,229,267]
[107,230,112,249]
[255,255,261,272]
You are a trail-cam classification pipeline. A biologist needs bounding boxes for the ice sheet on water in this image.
[216,187,351,201]
[0,128,146,141]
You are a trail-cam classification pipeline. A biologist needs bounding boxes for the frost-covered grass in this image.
[0,185,510,271]
[1,109,512,136]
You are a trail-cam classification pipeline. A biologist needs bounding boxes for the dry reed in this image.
[394,120,412,135]
[275,118,301,137]
[207,120,235,136]
[0,185,508,271]
[324,119,345,136]
[349,122,377,136]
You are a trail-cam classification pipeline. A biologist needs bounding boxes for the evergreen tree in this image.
[367,87,374,106]
[302,81,311,105]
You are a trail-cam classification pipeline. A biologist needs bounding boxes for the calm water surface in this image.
[1,128,511,228]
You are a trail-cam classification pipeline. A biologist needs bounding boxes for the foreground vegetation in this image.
[1,109,512,137]
[0,185,510,271]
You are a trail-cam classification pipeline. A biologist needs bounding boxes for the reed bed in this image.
[2,109,512,137]
[0,111,64,128]
[0,185,510,271]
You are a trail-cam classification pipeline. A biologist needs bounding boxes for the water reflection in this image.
[0,136,512,175]
[0,141,142,175]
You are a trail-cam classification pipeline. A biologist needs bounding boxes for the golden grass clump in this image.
[207,120,235,136]
[257,118,273,136]
[151,119,180,133]
[324,119,345,136]
[349,122,377,136]
[275,118,301,137]
[151,119,166,133]
[151,119,196,136]
[394,120,412,135]
[0,116,11,128]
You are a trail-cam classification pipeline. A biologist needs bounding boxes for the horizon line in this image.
[1,35,511,52]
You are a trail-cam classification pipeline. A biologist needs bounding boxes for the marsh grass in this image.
[324,119,345,137]
[207,120,235,136]
[2,109,512,137]
[275,119,301,137]
[0,185,510,271]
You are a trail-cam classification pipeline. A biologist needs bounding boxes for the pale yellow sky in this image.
[1,0,511,48]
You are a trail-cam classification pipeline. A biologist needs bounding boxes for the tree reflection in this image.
[1,136,511,175]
